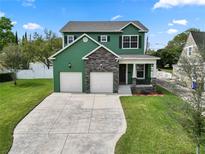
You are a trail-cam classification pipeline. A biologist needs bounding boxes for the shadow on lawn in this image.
[16,81,46,88]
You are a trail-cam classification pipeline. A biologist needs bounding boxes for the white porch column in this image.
[132,63,137,85]
[126,64,128,84]
[132,64,136,78]
[153,62,157,78]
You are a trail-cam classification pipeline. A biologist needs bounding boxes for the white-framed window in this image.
[100,35,107,42]
[67,35,74,44]
[63,35,75,47]
[122,35,139,49]
[188,47,192,56]
[136,64,145,79]
[186,46,193,56]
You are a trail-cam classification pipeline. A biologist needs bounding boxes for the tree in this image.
[24,32,28,42]
[0,17,15,51]
[0,44,23,85]
[15,31,18,45]
[157,48,179,68]
[34,30,61,68]
[177,46,205,154]
[15,31,18,44]
[21,37,36,69]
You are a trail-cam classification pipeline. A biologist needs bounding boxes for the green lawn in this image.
[115,86,196,154]
[0,79,52,154]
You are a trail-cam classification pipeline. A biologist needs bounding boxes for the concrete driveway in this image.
[9,93,127,154]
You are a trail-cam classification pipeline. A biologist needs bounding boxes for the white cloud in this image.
[167,28,178,34]
[111,15,123,21]
[153,0,205,9]
[0,11,5,17]
[172,19,188,25]
[22,0,36,8]
[168,23,173,26]
[168,19,188,27]
[23,23,42,30]
[11,21,17,25]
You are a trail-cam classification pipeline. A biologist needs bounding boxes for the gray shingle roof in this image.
[191,31,205,49]
[60,21,148,33]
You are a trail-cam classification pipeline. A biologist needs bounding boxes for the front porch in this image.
[118,54,159,86]
[119,64,154,85]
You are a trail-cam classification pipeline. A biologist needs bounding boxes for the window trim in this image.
[67,35,75,45]
[122,35,139,49]
[185,45,193,57]
[136,64,145,79]
[100,35,107,42]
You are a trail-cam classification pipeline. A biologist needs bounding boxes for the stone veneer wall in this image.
[84,47,119,93]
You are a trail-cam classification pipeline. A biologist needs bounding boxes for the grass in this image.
[0,79,52,154]
[115,86,197,154]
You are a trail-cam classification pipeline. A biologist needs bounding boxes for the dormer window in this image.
[100,35,107,42]
[122,35,139,49]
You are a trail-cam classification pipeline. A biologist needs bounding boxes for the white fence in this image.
[157,70,172,79]
[17,62,53,79]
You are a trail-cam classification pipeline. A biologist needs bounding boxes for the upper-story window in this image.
[64,35,75,47]
[100,35,107,42]
[122,35,139,49]
[186,46,193,56]
[67,35,74,44]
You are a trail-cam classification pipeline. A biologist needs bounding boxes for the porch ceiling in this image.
[119,54,160,64]
[119,54,160,60]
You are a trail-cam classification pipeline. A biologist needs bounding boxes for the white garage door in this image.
[60,72,82,92]
[90,72,113,93]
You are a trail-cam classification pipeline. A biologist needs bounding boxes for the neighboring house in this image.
[173,31,205,88]
[49,21,160,93]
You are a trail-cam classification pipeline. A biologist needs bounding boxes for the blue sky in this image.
[1,0,205,49]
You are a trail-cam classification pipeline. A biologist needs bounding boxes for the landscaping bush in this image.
[0,73,14,82]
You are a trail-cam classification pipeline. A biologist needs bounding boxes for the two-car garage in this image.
[60,72,113,93]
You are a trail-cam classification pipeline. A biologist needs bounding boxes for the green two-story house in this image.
[49,21,159,93]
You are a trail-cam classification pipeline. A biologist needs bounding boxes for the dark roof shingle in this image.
[191,31,205,49]
[60,21,148,33]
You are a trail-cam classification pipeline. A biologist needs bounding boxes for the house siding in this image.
[84,47,119,93]
[174,33,198,88]
[63,24,145,55]
[178,33,198,63]
[53,37,99,92]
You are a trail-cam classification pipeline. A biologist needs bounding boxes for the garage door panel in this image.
[60,72,82,92]
[90,72,113,93]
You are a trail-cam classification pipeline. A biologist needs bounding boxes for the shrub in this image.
[0,72,14,82]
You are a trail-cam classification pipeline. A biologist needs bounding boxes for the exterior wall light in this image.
[68,63,72,69]
[99,64,103,70]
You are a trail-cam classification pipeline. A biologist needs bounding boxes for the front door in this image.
[119,64,126,84]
